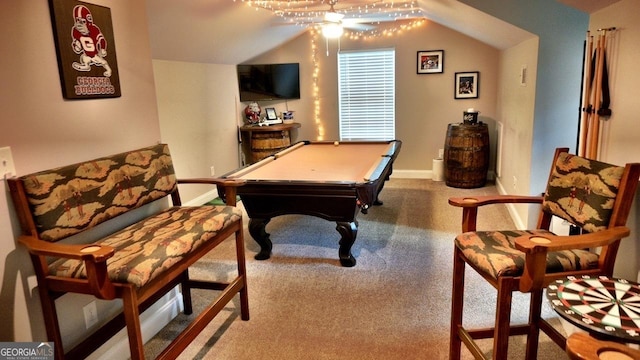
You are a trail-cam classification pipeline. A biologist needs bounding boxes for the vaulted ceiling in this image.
[145,0,619,65]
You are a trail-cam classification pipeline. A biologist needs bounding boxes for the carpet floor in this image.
[144,178,570,359]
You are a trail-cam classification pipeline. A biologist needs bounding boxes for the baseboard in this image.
[393,169,496,181]
[185,189,218,206]
[392,169,430,179]
[86,288,183,360]
[495,177,527,230]
[193,170,486,183]
[495,176,508,196]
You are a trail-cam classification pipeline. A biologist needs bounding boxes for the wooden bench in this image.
[8,143,249,359]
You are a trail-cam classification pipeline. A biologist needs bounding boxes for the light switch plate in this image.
[83,301,98,329]
[0,147,16,178]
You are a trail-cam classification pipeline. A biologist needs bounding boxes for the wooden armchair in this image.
[448,148,640,359]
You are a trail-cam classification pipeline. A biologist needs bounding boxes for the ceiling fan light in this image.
[324,11,344,23]
[322,23,344,38]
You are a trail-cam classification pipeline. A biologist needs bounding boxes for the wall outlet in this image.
[210,166,215,176]
[438,148,444,159]
[512,175,517,189]
[0,146,16,178]
[83,301,98,329]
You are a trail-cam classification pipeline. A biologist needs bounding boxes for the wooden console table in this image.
[240,122,301,163]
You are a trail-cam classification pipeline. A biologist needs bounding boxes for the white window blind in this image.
[338,49,395,141]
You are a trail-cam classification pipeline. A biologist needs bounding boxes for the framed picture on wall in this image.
[49,0,121,99]
[454,71,479,99]
[417,50,444,74]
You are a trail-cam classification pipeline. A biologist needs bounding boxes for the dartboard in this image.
[547,275,640,343]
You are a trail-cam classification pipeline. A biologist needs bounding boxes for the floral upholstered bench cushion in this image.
[455,230,599,280]
[48,205,242,288]
[20,144,177,242]
[16,143,244,288]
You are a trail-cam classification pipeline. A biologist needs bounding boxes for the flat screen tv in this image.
[237,63,300,102]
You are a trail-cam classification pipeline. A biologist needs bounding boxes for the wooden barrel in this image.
[444,123,489,188]
[251,131,291,161]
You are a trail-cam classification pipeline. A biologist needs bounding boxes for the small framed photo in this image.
[265,107,277,120]
[417,50,444,74]
[454,71,479,99]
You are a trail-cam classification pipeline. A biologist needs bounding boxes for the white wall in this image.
[590,0,640,280]
[0,0,160,347]
[3,0,639,352]
[495,37,539,228]
[591,0,640,165]
[461,0,589,196]
[242,21,502,175]
[467,0,640,279]
[152,60,243,202]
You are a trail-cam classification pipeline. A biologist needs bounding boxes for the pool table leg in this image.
[248,218,272,260]
[336,221,358,267]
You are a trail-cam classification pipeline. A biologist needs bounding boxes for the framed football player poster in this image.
[49,0,121,99]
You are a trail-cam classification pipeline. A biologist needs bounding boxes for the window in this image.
[338,49,395,141]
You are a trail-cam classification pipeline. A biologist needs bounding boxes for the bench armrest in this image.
[514,226,630,292]
[177,178,246,206]
[19,236,117,299]
[19,235,115,261]
[177,178,246,187]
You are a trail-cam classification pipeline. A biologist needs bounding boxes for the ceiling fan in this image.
[269,0,383,38]
[244,0,423,54]
[316,0,375,38]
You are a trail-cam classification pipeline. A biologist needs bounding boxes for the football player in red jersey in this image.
[70,4,112,77]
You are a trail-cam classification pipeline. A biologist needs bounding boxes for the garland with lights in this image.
[309,28,324,140]
[344,19,425,40]
[234,0,426,140]
[234,0,422,24]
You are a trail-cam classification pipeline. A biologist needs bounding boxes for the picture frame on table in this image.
[454,71,479,99]
[417,50,444,74]
[265,107,278,120]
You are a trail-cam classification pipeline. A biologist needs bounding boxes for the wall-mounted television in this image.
[237,63,300,102]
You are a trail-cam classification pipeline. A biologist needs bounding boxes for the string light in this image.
[233,1,426,140]
[344,19,425,40]
[233,1,426,40]
[234,0,423,25]
[310,28,324,140]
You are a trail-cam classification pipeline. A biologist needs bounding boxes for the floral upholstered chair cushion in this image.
[542,152,625,233]
[455,152,625,280]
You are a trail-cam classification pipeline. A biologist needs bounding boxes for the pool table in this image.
[217,140,402,267]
